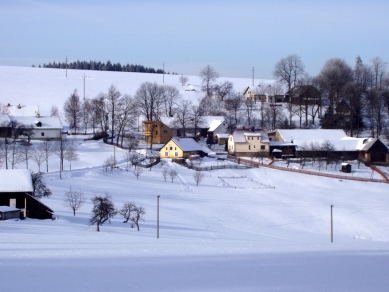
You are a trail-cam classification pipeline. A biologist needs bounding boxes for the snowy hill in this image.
[1,66,389,291]
[0,65,274,116]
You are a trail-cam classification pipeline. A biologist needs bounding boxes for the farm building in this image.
[0,169,54,219]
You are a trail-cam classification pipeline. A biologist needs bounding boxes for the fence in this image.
[172,158,251,171]
[218,175,275,189]
[227,155,388,184]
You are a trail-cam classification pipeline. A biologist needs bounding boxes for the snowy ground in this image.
[1,139,389,291]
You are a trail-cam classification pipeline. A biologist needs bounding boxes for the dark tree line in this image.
[42,60,177,74]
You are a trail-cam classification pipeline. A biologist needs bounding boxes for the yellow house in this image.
[228,129,270,157]
[160,137,203,158]
[243,86,268,102]
[143,120,173,144]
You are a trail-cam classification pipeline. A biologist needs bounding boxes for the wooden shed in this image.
[0,206,21,220]
[0,169,54,219]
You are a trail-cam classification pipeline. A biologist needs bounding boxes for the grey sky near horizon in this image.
[1,0,388,79]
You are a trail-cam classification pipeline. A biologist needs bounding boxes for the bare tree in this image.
[130,205,145,231]
[134,81,164,121]
[133,165,144,179]
[214,81,233,102]
[32,148,45,172]
[63,187,85,216]
[370,56,387,90]
[103,155,116,172]
[115,94,137,147]
[54,135,71,178]
[21,144,32,169]
[162,167,169,182]
[37,141,54,172]
[89,193,116,232]
[64,89,83,133]
[243,98,255,126]
[105,84,122,145]
[199,65,219,97]
[193,170,205,186]
[316,58,353,111]
[173,100,192,137]
[179,75,189,86]
[50,105,60,117]
[273,54,305,90]
[126,137,139,152]
[224,94,242,130]
[162,85,181,117]
[118,202,136,223]
[65,139,79,170]
[9,143,23,169]
[169,169,178,183]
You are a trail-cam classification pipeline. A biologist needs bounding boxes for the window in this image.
[170,147,173,150]
[254,145,255,148]
[165,152,168,156]
[261,145,265,150]
[175,147,177,150]
[257,137,259,140]
[174,152,178,156]
[156,131,158,135]
[41,132,45,136]
[166,147,168,150]
[248,145,251,150]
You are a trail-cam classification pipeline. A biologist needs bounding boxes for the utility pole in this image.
[157,195,160,238]
[66,56,68,78]
[163,62,165,83]
[252,67,254,86]
[83,73,86,100]
[330,204,334,243]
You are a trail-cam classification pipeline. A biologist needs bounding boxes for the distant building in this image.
[143,120,173,144]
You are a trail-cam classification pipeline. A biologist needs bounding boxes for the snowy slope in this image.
[0,65,274,116]
[0,66,389,291]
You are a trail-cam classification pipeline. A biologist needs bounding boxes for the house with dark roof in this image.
[160,137,204,158]
[0,170,54,219]
[228,129,270,157]
[285,85,321,105]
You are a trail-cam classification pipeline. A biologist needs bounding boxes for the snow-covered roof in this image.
[0,206,20,212]
[0,114,10,125]
[160,116,225,130]
[293,137,366,151]
[278,129,347,142]
[170,137,203,152]
[208,120,224,132]
[0,169,33,192]
[215,134,229,138]
[270,142,295,147]
[231,129,269,143]
[7,104,40,116]
[9,116,63,129]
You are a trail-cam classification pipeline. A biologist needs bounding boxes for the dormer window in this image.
[35,121,42,127]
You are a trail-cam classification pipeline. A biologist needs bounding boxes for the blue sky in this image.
[1,0,388,79]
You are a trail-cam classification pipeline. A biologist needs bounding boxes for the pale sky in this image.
[1,0,388,79]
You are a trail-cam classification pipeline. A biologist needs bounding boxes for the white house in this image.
[228,128,270,157]
[9,115,63,140]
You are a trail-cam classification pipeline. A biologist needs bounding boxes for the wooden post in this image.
[331,204,334,243]
[157,195,160,238]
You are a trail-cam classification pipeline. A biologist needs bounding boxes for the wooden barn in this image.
[0,169,54,219]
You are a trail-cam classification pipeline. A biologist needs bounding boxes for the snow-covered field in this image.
[0,65,274,117]
[1,138,389,291]
[1,66,389,291]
